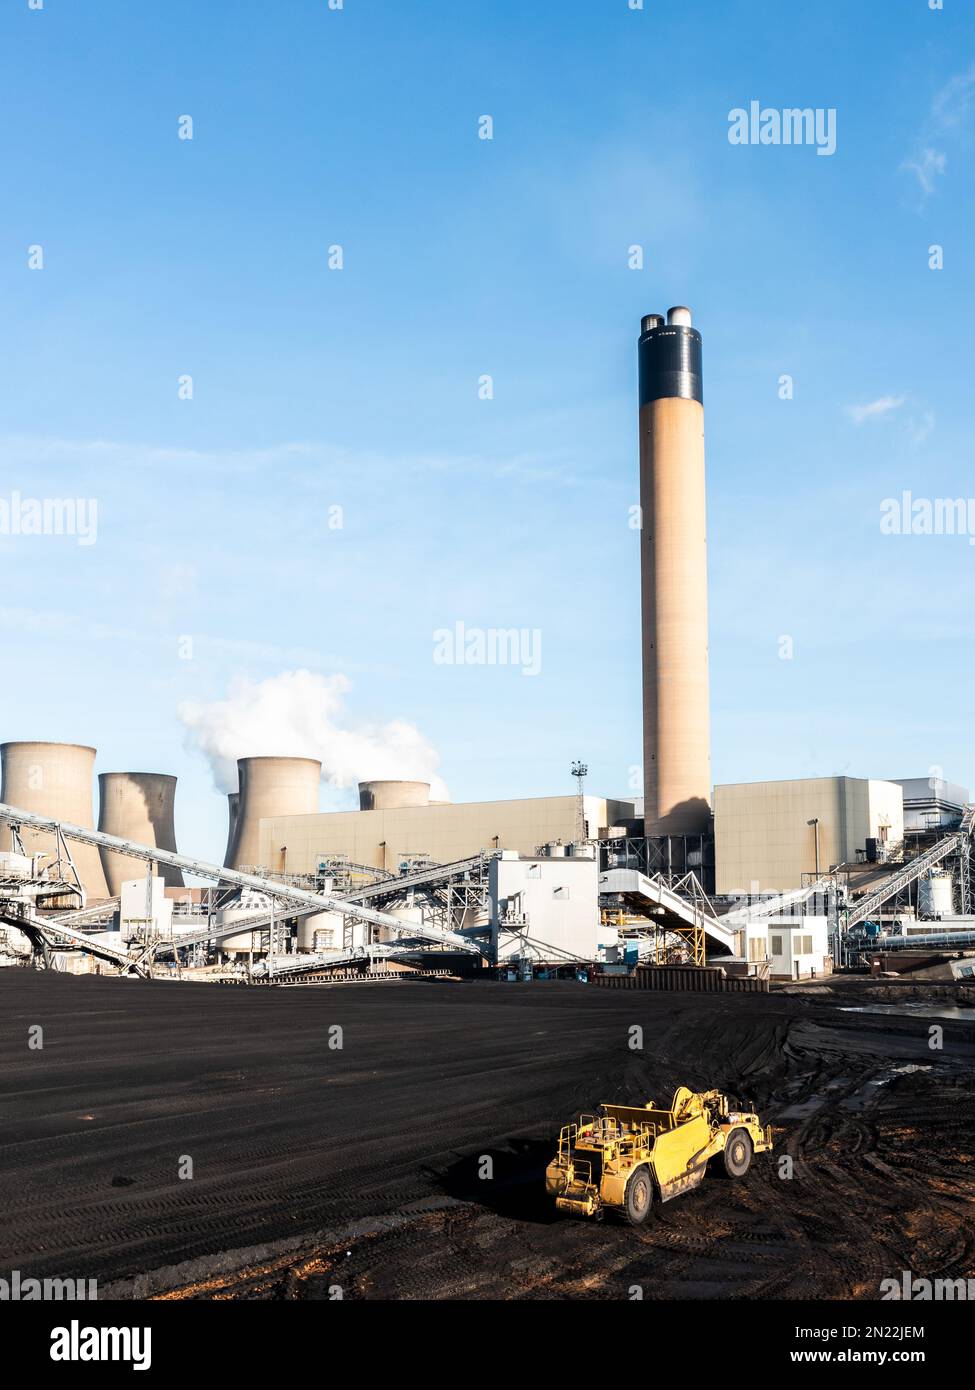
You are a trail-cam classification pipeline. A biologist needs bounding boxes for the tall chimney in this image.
[638,307,711,835]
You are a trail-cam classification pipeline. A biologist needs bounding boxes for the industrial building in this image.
[714,776,906,895]
[742,916,831,981]
[0,306,971,990]
[490,848,606,968]
[895,777,970,835]
[254,780,634,877]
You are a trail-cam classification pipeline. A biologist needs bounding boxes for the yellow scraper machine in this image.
[546,1086,773,1224]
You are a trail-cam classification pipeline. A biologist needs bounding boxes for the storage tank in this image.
[358,780,430,811]
[225,756,321,870]
[0,741,109,898]
[296,902,341,951]
[97,773,184,894]
[919,871,954,919]
[217,889,275,956]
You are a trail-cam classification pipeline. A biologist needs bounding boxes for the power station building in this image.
[1,305,968,985]
[253,782,634,877]
[714,776,906,894]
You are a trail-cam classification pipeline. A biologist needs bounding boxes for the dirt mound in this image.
[2,973,973,1300]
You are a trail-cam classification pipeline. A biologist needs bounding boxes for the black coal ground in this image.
[1,972,973,1300]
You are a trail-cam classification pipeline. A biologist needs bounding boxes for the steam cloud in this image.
[178,670,448,801]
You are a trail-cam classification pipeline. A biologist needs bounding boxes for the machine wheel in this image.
[622,1166,653,1225]
[723,1129,753,1178]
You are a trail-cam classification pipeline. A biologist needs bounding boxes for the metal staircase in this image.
[599,867,737,956]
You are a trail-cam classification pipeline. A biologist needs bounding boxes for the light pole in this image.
[571,761,588,845]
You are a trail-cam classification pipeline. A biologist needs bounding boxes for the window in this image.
[748,937,767,962]
[770,935,783,956]
[797,935,813,955]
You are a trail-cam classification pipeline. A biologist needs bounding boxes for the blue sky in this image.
[1,0,973,863]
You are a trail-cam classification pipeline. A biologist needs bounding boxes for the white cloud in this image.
[157,562,198,602]
[908,411,936,448]
[846,396,905,425]
[0,604,325,666]
[178,669,449,799]
[932,63,975,128]
[0,434,590,491]
[903,63,975,200]
[901,146,946,197]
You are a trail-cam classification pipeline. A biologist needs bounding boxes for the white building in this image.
[119,876,173,939]
[489,850,607,965]
[744,915,831,981]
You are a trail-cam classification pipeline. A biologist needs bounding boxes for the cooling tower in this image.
[639,306,712,835]
[224,792,240,866]
[0,741,110,898]
[226,756,321,870]
[358,781,431,811]
[97,773,184,894]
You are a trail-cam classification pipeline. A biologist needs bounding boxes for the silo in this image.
[226,756,321,870]
[358,780,431,811]
[97,773,184,895]
[919,871,954,919]
[0,742,109,898]
[223,792,240,867]
[638,306,712,835]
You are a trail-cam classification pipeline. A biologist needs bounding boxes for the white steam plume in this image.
[178,670,448,800]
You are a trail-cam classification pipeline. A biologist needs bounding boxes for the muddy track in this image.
[1,972,973,1300]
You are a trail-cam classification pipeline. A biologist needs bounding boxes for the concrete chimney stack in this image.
[638,307,712,835]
